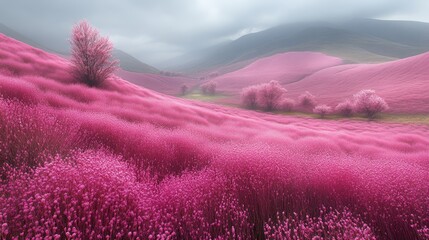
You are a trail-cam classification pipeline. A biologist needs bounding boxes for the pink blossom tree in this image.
[241,86,259,109]
[335,99,354,117]
[278,98,295,112]
[70,20,118,87]
[353,90,388,119]
[313,104,332,118]
[298,91,317,109]
[201,82,217,95]
[256,80,287,111]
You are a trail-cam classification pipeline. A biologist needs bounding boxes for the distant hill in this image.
[168,19,429,73]
[284,51,429,113]
[116,69,196,95]
[212,52,342,93]
[210,50,429,113]
[0,23,47,51]
[112,49,159,74]
[0,23,159,74]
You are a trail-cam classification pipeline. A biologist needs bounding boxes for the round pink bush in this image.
[256,80,287,111]
[201,81,217,95]
[241,85,259,109]
[278,98,295,112]
[335,99,354,117]
[298,91,317,108]
[313,104,332,118]
[353,89,389,119]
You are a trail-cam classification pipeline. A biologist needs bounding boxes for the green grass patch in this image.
[278,111,429,125]
[182,91,228,102]
[180,95,429,125]
[377,113,429,125]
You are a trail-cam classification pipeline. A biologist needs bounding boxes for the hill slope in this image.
[116,69,196,95]
[212,52,342,93]
[169,19,429,73]
[0,23,159,74]
[112,49,160,74]
[208,49,429,113]
[285,51,429,113]
[1,34,429,239]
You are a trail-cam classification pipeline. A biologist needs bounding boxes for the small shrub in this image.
[298,91,317,108]
[201,82,217,95]
[241,86,259,109]
[278,98,295,112]
[256,80,287,111]
[353,89,388,119]
[313,104,332,118]
[335,99,354,117]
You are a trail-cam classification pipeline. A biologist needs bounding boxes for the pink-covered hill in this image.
[1,34,429,239]
[212,52,342,93]
[209,49,429,113]
[116,69,196,95]
[285,52,429,113]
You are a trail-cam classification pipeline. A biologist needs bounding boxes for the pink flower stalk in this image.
[264,207,376,239]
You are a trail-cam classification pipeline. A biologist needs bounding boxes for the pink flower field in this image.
[1,32,429,240]
[117,69,196,96]
[209,51,429,114]
[213,52,342,94]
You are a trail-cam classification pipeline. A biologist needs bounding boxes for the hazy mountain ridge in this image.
[0,22,159,74]
[167,19,429,73]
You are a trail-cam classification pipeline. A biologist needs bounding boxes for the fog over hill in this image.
[165,19,429,73]
[0,22,159,74]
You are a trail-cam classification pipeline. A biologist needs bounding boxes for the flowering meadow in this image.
[1,34,429,239]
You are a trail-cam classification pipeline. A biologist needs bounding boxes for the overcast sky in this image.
[0,0,428,66]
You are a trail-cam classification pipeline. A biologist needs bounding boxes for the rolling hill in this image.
[1,33,429,239]
[0,23,159,74]
[112,49,160,74]
[116,69,196,95]
[285,51,429,113]
[168,19,429,73]
[212,52,342,92]
[208,50,429,113]
[0,24,198,94]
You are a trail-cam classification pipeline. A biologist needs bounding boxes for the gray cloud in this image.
[0,0,428,66]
